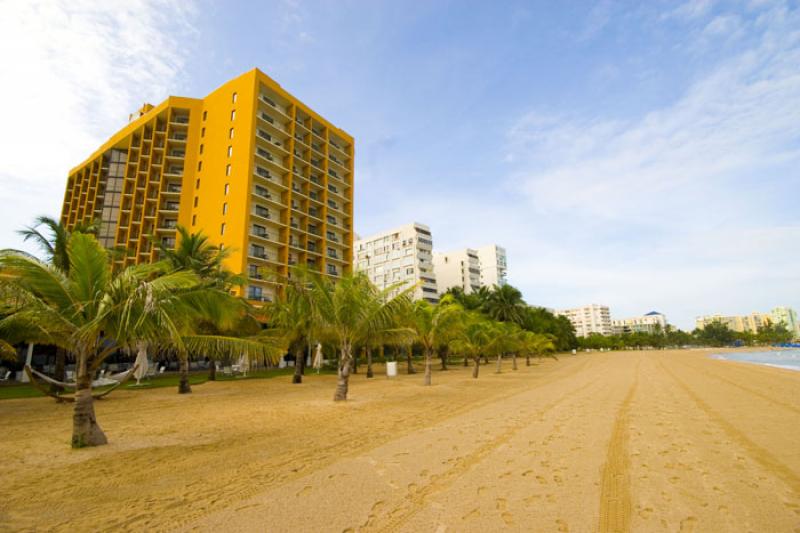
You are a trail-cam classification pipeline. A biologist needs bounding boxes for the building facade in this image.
[354,223,438,303]
[61,68,354,303]
[770,306,799,334]
[557,304,612,337]
[695,312,771,333]
[612,311,668,334]
[432,249,481,294]
[476,244,508,288]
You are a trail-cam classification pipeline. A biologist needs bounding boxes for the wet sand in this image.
[1,350,799,532]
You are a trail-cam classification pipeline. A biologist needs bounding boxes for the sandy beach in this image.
[1,349,799,532]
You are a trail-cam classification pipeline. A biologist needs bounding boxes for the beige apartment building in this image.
[354,222,438,303]
[557,304,612,337]
[612,311,668,334]
[695,312,771,333]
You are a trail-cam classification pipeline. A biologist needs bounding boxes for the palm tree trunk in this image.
[482,355,489,365]
[406,345,416,374]
[72,357,107,448]
[352,348,359,374]
[496,354,502,373]
[472,356,480,378]
[526,354,531,366]
[439,346,448,371]
[52,347,66,393]
[292,345,304,384]
[424,348,432,386]
[334,344,351,401]
[512,353,518,371]
[463,355,468,367]
[178,356,191,394]
[208,360,217,381]
[366,347,374,378]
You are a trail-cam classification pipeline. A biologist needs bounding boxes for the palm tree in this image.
[156,225,253,387]
[310,272,411,401]
[493,321,524,373]
[405,297,463,386]
[483,284,527,324]
[267,266,317,384]
[17,215,99,273]
[17,216,100,389]
[0,233,282,447]
[449,314,496,379]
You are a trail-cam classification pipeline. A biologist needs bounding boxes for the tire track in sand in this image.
[659,360,800,498]
[597,359,639,533]
[361,378,601,532]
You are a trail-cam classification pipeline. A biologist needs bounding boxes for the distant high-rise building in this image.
[354,222,438,303]
[695,312,771,333]
[476,244,508,288]
[61,68,354,303]
[557,304,612,337]
[770,306,799,334]
[612,311,668,334]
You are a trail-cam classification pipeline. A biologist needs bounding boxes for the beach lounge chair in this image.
[223,366,233,376]
[159,366,166,374]
[0,370,12,381]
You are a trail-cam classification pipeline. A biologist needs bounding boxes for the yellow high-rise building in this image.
[61,68,354,302]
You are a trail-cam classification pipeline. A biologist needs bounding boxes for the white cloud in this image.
[0,0,197,254]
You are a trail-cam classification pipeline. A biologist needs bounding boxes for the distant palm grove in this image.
[1,218,787,449]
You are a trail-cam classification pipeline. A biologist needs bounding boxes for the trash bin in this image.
[386,361,397,377]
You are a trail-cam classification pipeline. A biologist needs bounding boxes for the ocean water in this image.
[711,349,800,372]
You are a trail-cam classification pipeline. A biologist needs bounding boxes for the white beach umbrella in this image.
[312,343,323,374]
[133,341,149,385]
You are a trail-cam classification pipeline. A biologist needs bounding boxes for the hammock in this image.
[24,365,138,403]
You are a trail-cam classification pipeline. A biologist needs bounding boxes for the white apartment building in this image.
[476,244,508,288]
[612,311,668,334]
[354,222,439,303]
[557,304,612,337]
[432,249,481,294]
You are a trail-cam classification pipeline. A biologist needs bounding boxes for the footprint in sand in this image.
[477,486,488,496]
[679,516,697,532]
[501,511,514,525]
[495,498,507,511]
[296,486,312,497]
[522,470,533,477]
[498,471,512,479]
[462,508,480,521]
[535,475,547,485]
[555,518,569,532]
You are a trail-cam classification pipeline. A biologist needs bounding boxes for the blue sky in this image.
[1,0,798,329]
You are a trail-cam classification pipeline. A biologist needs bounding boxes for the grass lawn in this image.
[0,366,337,401]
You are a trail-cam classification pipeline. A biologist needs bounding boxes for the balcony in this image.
[161,202,180,212]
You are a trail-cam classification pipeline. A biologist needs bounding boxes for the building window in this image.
[197,161,202,171]
[225,164,231,176]
[229,128,234,139]
[193,196,198,207]
[201,127,205,137]
[195,178,200,189]
[199,144,204,154]
[224,183,230,195]
[222,202,228,215]
[220,223,226,235]
[232,92,238,103]
[231,109,236,121]
[227,146,233,157]
[202,111,207,121]
[192,215,196,226]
